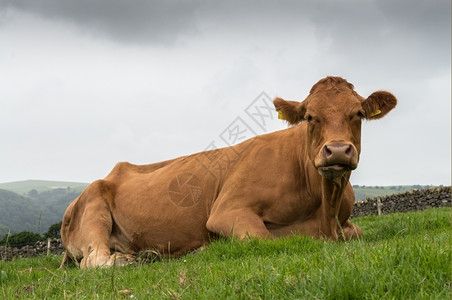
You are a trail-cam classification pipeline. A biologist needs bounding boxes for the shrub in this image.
[0,231,44,247]
[44,221,62,239]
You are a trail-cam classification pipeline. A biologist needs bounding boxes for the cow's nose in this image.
[322,143,355,165]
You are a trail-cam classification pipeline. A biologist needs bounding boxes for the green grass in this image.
[0,208,450,299]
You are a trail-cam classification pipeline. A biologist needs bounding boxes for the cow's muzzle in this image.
[316,142,358,178]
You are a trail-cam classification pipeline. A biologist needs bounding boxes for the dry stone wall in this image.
[351,186,451,217]
[1,187,450,261]
[0,238,64,261]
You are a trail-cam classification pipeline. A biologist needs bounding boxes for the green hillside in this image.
[0,189,41,238]
[0,180,437,202]
[0,186,84,238]
[0,180,88,195]
[352,185,438,201]
[0,180,441,239]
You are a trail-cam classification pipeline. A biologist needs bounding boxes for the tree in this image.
[28,189,38,198]
[44,221,62,239]
[0,231,43,247]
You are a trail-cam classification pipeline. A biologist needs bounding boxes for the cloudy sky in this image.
[0,0,450,186]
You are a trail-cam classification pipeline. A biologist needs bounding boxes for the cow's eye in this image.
[350,111,364,120]
[306,115,314,122]
[357,110,365,118]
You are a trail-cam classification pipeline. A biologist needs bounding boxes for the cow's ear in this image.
[273,97,306,125]
[362,91,397,120]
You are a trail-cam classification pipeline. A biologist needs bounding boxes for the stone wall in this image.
[351,186,451,217]
[0,238,64,262]
[1,187,450,261]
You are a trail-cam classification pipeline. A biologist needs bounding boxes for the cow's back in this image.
[102,153,228,255]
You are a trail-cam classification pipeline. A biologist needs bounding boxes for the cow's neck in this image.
[319,173,350,240]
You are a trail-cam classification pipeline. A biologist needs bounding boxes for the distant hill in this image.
[0,180,88,238]
[0,180,442,239]
[352,185,440,201]
[0,187,81,238]
[0,180,88,195]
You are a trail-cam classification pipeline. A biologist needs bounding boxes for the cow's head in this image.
[274,77,397,179]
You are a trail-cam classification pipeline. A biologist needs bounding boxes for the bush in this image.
[0,231,44,247]
[44,221,62,239]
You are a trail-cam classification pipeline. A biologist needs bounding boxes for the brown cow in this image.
[60,76,396,268]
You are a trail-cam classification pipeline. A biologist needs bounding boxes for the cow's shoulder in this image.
[105,162,135,179]
[105,157,183,181]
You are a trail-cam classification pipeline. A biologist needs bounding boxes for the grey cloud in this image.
[0,0,201,44]
[0,0,449,185]
[2,0,449,54]
[299,0,451,83]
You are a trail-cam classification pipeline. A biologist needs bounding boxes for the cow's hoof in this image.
[135,250,162,264]
[108,253,135,267]
[339,223,362,240]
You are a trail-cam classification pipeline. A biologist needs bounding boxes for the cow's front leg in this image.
[206,209,271,239]
[338,220,362,240]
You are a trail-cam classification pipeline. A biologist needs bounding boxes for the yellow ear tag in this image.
[278,110,284,120]
[369,109,382,117]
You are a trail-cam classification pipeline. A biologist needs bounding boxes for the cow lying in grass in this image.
[60,76,397,268]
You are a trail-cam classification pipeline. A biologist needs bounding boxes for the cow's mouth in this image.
[318,164,350,178]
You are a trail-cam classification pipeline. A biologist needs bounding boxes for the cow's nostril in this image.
[322,143,355,163]
[323,146,332,158]
[345,145,353,157]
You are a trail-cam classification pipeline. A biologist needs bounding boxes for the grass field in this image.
[0,208,450,299]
